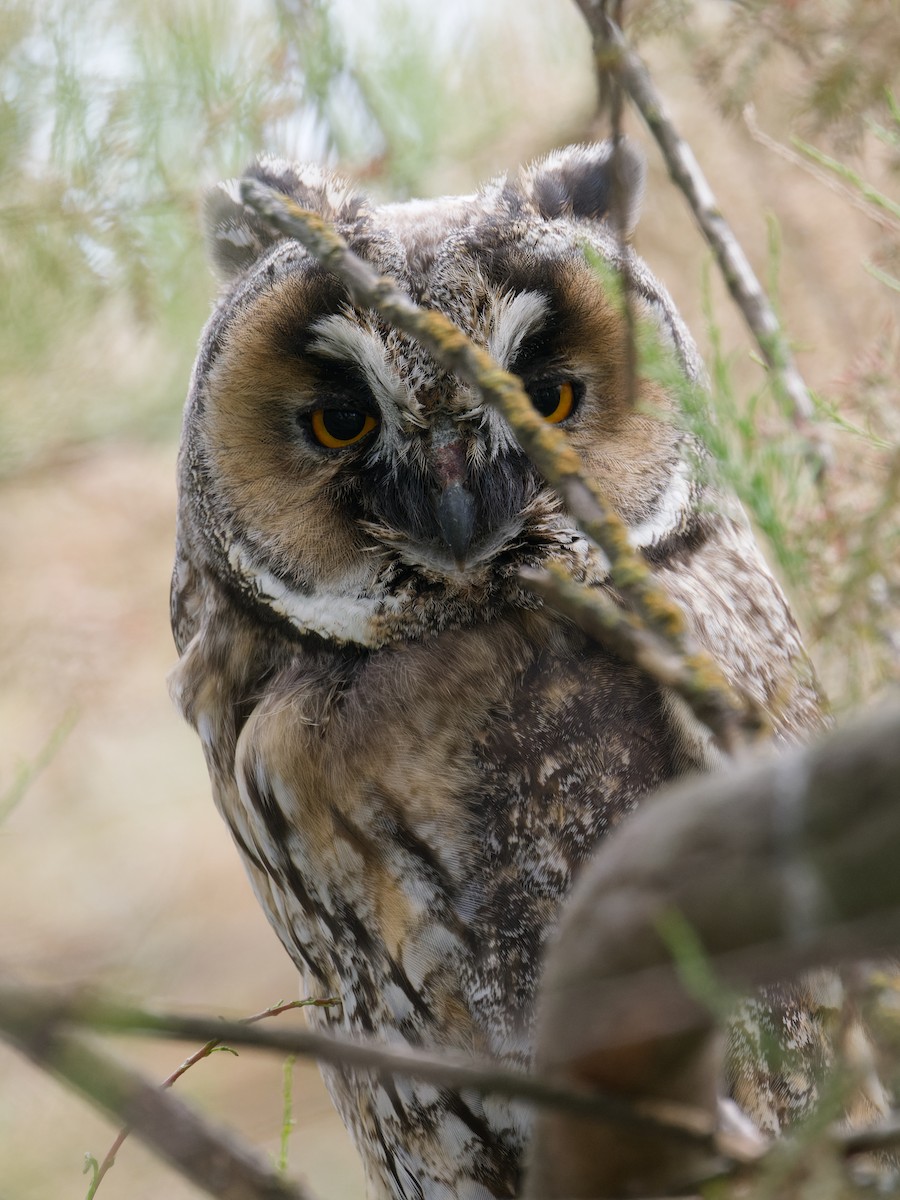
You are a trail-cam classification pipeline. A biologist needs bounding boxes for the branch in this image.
[572,6,829,473]
[87,997,337,1197]
[0,989,321,1200]
[525,700,900,1197]
[0,979,722,1153]
[521,562,759,754]
[238,179,760,752]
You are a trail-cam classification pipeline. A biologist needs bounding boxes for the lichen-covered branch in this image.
[572,6,826,468]
[239,179,759,750]
[521,563,759,752]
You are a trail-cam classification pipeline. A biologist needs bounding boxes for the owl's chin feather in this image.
[225,518,606,648]
[362,514,527,578]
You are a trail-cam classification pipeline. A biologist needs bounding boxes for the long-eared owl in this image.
[170,142,825,1199]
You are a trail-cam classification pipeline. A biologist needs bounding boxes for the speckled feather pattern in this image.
[171,143,833,1199]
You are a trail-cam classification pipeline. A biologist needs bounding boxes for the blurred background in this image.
[1,1,897,1196]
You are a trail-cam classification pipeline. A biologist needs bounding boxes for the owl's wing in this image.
[726,973,891,1136]
[654,510,824,744]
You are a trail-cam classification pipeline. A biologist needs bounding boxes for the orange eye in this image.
[310,408,378,449]
[530,380,577,424]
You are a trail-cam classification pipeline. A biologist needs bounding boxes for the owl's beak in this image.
[431,426,476,568]
[435,480,476,568]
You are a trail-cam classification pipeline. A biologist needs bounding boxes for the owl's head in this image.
[175,143,706,651]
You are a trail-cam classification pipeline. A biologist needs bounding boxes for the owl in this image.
[170,142,827,1199]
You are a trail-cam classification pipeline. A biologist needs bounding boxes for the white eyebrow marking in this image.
[308,313,417,416]
[487,290,549,369]
[471,290,550,456]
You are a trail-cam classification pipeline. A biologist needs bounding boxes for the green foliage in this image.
[655,909,738,1022]
[681,0,900,146]
[0,708,77,823]
[278,1055,296,1175]
[627,3,900,710]
[792,135,900,223]
[630,216,899,709]
[1,0,289,472]
[0,0,591,475]
[81,1153,100,1195]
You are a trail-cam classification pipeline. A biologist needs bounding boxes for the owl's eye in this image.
[529,380,580,424]
[309,408,379,449]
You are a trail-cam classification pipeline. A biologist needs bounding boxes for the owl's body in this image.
[172,144,824,1198]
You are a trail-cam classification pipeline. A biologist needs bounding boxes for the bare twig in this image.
[238,178,760,752]
[572,6,828,473]
[0,979,723,1152]
[0,990,321,1200]
[599,0,640,412]
[742,104,900,238]
[87,996,337,1198]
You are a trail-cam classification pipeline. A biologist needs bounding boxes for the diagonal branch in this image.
[520,562,751,749]
[0,989,321,1200]
[572,6,828,474]
[86,996,338,1198]
[238,179,761,753]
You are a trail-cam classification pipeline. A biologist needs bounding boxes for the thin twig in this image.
[0,979,728,1153]
[86,997,337,1198]
[238,178,760,752]
[14,977,900,1170]
[573,6,829,475]
[742,104,900,237]
[0,989,321,1200]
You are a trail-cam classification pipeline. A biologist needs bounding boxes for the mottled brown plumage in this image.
[171,143,828,1198]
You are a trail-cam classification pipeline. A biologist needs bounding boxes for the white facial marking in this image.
[627,454,694,550]
[228,542,399,646]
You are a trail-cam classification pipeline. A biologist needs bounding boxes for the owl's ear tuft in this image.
[204,155,368,281]
[519,140,645,235]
